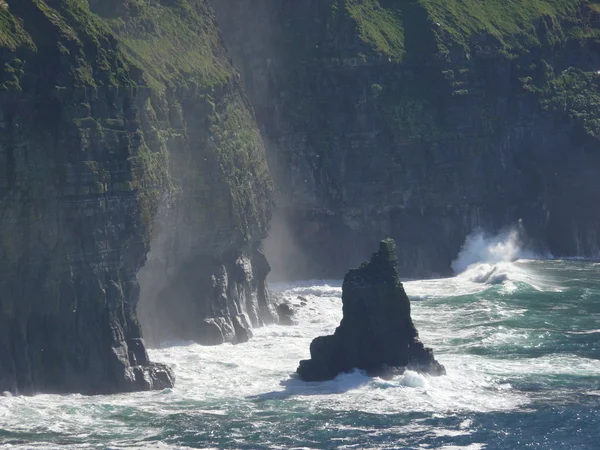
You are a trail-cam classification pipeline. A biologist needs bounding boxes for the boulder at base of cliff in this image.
[276,301,297,326]
[297,239,446,382]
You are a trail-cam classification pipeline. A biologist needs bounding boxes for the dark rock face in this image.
[138,244,278,347]
[0,2,178,394]
[276,301,297,326]
[134,61,277,346]
[297,239,445,382]
[211,0,600,280]
[0,0,270,394]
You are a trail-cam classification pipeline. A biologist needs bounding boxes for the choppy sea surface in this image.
[1,233,599,449]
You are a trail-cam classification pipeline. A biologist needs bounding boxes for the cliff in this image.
[212,0,600,279]
[3,0,600,395]
[0,0,273,394]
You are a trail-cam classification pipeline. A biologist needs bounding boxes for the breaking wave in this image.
[450,225,552,288]
[451,225,538,274]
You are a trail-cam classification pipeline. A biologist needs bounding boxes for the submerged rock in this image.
[297,239,445,382]
[276,302,297,326]
[131,363,175,392]
[232,314,254,344]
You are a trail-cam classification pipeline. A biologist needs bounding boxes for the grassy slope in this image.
[421,0,585,50]
[0,0,232,90]
[338,0,600,141]
[1,0,136,88]
[418,0,600,142]
[0,7,33,50]
[343,0,598,58]
[105,0,231,91]
[344,0,405,59]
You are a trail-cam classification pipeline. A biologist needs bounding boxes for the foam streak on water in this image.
[1,257,600,448]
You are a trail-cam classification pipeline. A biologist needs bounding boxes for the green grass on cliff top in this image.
[0,0,231,90]
[52,0,232,90]
[344,0,590,57]
[107,0,231,91]
[420,0,586,49]
[345,0,405,59]
[0,7,34,50]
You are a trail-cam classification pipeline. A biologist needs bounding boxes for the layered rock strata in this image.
[0,0,273,394]
[297,239,445,382]
[212,0,600,279]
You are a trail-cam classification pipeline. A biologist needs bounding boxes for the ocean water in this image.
[1,236,600,449]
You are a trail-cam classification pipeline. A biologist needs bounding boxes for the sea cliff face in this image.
[0,0,273,394]
[3,0,600,395]
[212,0,600,279]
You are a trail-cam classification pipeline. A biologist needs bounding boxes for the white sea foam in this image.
[399,370,429,388]
[1,260,598,448]
[451,226,535,274]
[445,226,563,292]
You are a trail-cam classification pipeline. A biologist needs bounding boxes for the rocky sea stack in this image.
[297,239,445,382]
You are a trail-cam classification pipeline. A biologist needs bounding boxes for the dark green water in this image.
[1,259,599,449]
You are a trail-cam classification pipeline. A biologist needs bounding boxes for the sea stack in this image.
[297,239,445,381]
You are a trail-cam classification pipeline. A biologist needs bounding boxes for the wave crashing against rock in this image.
[297,239,445,381]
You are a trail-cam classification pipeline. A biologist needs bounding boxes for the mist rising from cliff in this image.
[263,211,311,282]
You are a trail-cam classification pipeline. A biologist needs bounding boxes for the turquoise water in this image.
[1,259,599,449]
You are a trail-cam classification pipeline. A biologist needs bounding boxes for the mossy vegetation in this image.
[420,0,584,51]
[0,0,134,87]
[0,7,33,50]
[132,141,171,236]
[32,0,96,44]
[2,0,233,90]
[345,0,405,60]
[533,68,600,138]
[341,0,597,60]
[0,57,24,91]
[208,92,273,237]
[106,0,231,91]
[1,0,232,90]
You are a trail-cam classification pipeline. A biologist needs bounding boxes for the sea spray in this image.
[449,224,550,286]
[451,224,537,274]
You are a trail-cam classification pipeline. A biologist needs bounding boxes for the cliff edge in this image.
[0,0,273,394]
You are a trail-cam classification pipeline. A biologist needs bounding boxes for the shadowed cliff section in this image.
[0,0,273,394]
[212,0,600,280]
[0,0,175,394]
[90,0,277,347]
